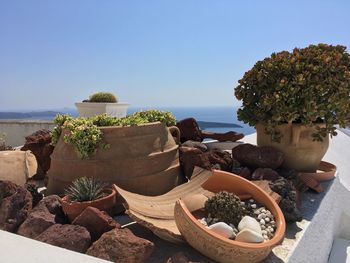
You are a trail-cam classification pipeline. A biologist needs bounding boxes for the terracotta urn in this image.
[256,123,329,172]
[174,170,286,263]
[47,122,183,196]
[61,188,117,222]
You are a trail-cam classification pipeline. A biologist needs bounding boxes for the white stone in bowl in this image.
[208,222,234,239]
[236,228,264,243]
[238,216,262,235]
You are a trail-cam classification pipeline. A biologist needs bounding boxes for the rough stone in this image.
[176,118,203,143]
[182,140,208,152]
[179,146,212,178]
[252,168,279,181]
[36,224,91,253]
[86,228,154,263]
[270,177,302,223]
[232,144,284,169]
[179,147,232,178]
[21,129,54,179]
[72,206,120,241]
[0,180,18,201]
[167,252,202,263]
[0,181,32,232]
[17,195,64,239]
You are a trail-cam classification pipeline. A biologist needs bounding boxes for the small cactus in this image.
[89,92,117,103]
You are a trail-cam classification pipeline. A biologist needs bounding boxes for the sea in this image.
[0,106,256,136]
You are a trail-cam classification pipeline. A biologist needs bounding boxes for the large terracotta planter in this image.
[47,122,183,196]
[61,188,117,222]
[256,123,329,172]
[174,170,286,263]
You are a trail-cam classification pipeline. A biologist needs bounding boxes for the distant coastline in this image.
[0,106,255,135]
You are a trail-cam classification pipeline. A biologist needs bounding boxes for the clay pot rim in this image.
[97,121,165,130]
[177,170,286,249]
[62,188,117,205]
[298,161,337,181]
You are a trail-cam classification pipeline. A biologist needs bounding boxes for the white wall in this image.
[0,120,55,147]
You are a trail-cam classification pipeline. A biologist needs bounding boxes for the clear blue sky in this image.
[1,0,350,110]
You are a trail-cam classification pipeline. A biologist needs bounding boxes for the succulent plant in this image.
[131,109,177,126]
[89,92,118,103]
[205,191,245,226]
[51,109,177,158]
[65,177,108,202]
[235,43,350,142]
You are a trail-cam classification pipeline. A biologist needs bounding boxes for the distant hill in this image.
[197,121,242,129]
[0,111,60,119]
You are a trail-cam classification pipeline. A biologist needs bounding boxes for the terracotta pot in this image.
[174,170,286,263]
[62,188,117,222]
[298,161,337,182]
[256,123,329,172]
[47,122,183,196]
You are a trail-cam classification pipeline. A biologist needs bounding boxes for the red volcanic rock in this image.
[176,118,203,143]
[252,168,279,181]
[179,147,233,179]
[21,129,54,179]
[0,181,32,232]
[167,252,202,263]
[17,195,64,238]
[232,144,284,169]
[182,140,208,152]
[36,224,91,253]
[72,206,120,241]
[86,228,154,263]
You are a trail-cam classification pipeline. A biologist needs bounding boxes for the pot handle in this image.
[169,126,181,145]
[291,125,301,146]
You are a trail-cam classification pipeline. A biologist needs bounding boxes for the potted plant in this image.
[61,176,117,221]
[235,44,350,172]
[75,91,130,118]
[48,110,183,196]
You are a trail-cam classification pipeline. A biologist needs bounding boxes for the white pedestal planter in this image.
[75,102,130,118]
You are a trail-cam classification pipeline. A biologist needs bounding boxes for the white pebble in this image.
[260,219,265,225]
[261,230,267,235]
[208,222,235,239]
[198,218,208,226]
[251,204,257,209]
[261,225,266,230]
[263,235,268,239]
[265,217,270,223]
[249,199,255,203]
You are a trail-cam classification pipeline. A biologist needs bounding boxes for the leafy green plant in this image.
[51,109,176,158]
[131,109,176,126]
[52,114,72,145]
[89,92,117,103]
[65,177,107,202]
[235,43,350,141]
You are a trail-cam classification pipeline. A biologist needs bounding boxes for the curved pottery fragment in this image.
[174,170,286,263]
